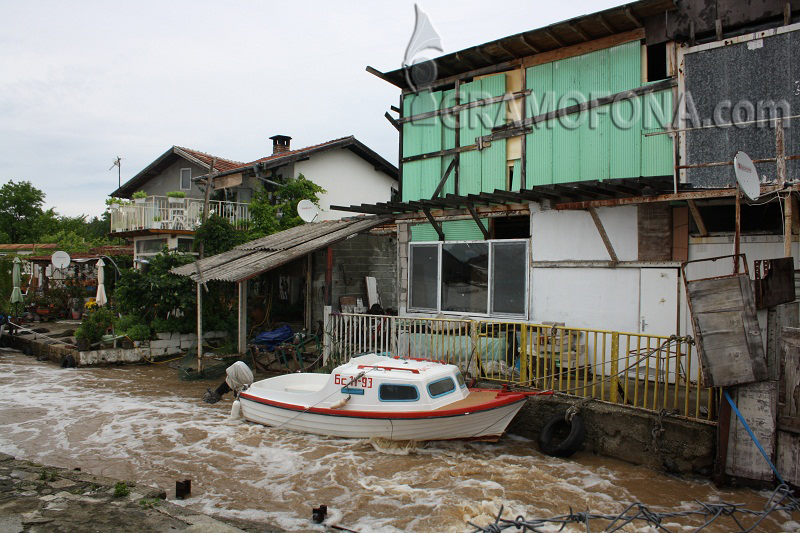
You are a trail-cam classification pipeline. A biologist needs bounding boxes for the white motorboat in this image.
[237,353,548,442]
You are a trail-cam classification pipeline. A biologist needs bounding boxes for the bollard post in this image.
[610,332,620,403]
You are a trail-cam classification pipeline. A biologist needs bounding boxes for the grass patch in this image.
[38,470,57,481]
[113,481,130,498]
[139,498,160,509]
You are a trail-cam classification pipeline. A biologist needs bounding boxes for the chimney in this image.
[270,135,292,154]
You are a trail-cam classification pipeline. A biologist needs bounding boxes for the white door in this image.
[637,268,680,384]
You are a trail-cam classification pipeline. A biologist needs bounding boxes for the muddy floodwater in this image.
[0,350,796,532]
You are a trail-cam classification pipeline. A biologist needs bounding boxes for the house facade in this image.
[327,0,800,486]
[110,136,397,264]
[334,0,799,339]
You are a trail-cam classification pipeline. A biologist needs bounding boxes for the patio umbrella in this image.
[95,259,108,307]
[10,257,24,318]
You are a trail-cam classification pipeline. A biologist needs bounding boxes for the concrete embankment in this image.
[0,452,281,533]
[509,394,716,477]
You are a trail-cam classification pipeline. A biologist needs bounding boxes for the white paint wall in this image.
[295,149,396,221]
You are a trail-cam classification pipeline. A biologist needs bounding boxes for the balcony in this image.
[109,196,251,234]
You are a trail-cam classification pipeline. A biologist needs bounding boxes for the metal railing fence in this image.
[324,312,716,422]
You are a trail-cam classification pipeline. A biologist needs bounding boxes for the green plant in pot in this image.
[132,190,148,203]
[167,191,186,204]
[75,308,115,351]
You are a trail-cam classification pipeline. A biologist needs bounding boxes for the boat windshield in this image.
[455,371,466,388]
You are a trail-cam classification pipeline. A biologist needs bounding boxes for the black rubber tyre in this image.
[22,345,32,356]
[538,412,586,458]
[61,354,76,368]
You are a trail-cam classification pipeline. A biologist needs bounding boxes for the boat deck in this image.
[432,390,510,411]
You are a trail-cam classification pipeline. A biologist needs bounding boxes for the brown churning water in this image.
[0,351,790,532]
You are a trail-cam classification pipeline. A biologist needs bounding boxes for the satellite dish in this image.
[51,251,71,270]
[297,199,320,223]
[734,151,761,201]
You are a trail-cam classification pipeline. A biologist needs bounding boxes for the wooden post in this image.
[734,186,741,274]
[238,281,248,354]
[196,158,216,374]
[777,118,792,258]
[785,192,793,258]
[196,282,203,373]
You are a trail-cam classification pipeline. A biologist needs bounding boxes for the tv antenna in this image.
[109,156,123,188]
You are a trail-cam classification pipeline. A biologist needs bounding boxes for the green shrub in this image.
[115,314,142,332]
[75,308,116,343]
[125,324,152,341]
[166,191,186,198]
[132,191,147,199]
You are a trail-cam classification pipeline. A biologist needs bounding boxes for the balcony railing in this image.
[109,196,251,233]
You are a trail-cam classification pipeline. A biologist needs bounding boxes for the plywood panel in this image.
[726,381,778,482]
[687,274,767,387]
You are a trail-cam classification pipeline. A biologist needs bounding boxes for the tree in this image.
[193,214,250,256]
[0,180,46,243]
[248,173,325,237]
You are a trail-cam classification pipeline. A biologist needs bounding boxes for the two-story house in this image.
[110,135,397,264]
[331,0,799,487]
[336,0,798,337]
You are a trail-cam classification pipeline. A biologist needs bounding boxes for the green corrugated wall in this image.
[402,41,674,202]
[525,41,673,185]
[410,218,489,241]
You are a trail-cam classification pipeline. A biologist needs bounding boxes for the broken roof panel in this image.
[171,216,393,283]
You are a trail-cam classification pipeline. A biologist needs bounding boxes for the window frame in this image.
[180,168,192,190]
[427,377,457,399]
[408,238,528,319]
[378,383,420,402]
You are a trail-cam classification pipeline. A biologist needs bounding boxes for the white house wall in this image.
[530,204,638,261]
[295,150,395,221]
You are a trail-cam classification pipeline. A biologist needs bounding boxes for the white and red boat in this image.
[237,353,549,442]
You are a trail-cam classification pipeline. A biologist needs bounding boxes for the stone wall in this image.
[509,393,717,476]
[1,330,227,367]
[310,233,397,327]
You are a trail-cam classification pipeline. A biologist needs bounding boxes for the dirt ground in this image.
[0,452,282,533]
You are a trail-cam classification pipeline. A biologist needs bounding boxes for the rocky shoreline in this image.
[0,452,281,532]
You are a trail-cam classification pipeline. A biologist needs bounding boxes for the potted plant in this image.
[105,197,121,210]
[132,191,148,204]
[167,191,186,205]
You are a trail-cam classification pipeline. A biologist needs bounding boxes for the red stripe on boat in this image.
[238,389,527,419]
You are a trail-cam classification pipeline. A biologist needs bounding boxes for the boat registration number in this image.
[334,374,373,388]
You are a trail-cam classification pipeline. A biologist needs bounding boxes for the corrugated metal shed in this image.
[171,216,392,283]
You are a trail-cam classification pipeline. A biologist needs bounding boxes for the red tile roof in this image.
[247,137,350,165]
[0,243,59,251]
[174,146,244,172]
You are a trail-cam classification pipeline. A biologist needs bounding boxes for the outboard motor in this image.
[203,361,254,404]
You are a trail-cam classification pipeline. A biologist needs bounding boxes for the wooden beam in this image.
[403,59,522,94]
[624,6,643,27]
[384,112,400,131]
[519,34,541,54]
[556,187,775,210]
[466,205,490,239]
[432,158,457,198]
[545,28,567,47]
[569,22,592,42]
[400,90,530,124]
[366,65,393,84]
[422,207,445,241]
[496,77,674,132]
[588,207,619,264]
[687,200,709,237]
[523,29,644,68]
[597,14,616,34]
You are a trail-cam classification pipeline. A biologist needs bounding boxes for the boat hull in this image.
[238,393,527,442]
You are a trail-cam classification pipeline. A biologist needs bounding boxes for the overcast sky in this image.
[0,0,625,218]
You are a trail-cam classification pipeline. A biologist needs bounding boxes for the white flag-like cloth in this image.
[95,259,108,306]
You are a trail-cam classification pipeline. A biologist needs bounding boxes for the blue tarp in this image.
[253,325,294,352]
